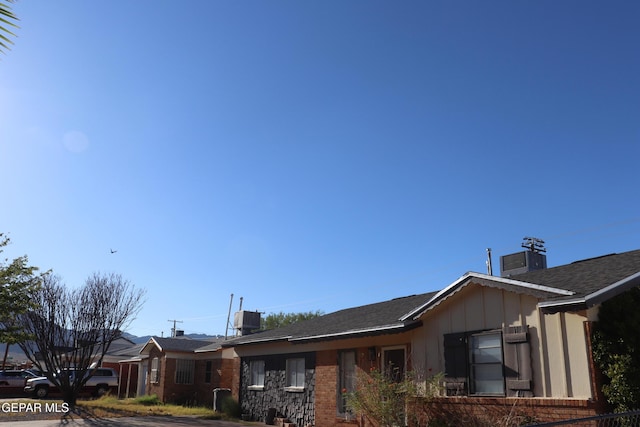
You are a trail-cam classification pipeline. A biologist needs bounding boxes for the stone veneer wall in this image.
[240,352,315,426]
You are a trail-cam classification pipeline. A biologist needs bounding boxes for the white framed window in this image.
[469,331,504,395]
[249,360,265,389]
[175,359,195,385]
[150,357,160,384]
[286,358,305,389]
[337,350,356,416]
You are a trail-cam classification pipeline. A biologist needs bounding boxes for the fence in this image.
[525,410,640,426]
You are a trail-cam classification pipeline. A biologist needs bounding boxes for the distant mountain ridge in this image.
[1,332,222,365]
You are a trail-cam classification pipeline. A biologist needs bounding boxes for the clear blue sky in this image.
[1,1,639,338]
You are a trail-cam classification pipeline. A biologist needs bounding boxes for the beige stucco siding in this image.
[412,282,593,399]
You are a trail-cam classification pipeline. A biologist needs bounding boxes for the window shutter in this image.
[443,332,468,396]
[503,325,533,397]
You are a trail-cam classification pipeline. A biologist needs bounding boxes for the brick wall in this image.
[315,347,381,427]
[315,350,337,426]
[190,358,222,407]
[146,347,165,401]
[413,397,603,426]
[221,356,240,399]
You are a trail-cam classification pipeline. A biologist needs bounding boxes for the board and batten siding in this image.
[411,281,593,399]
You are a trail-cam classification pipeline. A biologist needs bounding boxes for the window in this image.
[443,326,532,397]
[249,360,265,388]
[286,358,305,389]
[469,332,504,394]
[337,350,356,415]
[175,359,195,385]
[204,361,212,384]
[150,357,160,384]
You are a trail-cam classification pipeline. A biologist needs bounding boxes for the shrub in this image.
[592,287,640,413]
[345,368,443,427]
[133,394,162,406]
[220,395,241,418]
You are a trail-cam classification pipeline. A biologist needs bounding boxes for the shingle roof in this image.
[511,249,640,300]
[224,291,437,346]
[142,337,214,353]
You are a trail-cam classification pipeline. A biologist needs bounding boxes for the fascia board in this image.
[139,337,162,355]
[584,271,640,307]
[287,323,411,343]
[401,272,575,321]
[539,271,640,312]
[224,335,292,347]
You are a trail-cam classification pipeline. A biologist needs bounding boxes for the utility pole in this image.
[225,294,234,340]
[167,319,183,338]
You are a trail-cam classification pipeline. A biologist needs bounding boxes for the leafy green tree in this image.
[592,287,640,413]
[0,233,42,368]
[260,310,324,330]
[0,0,19,54]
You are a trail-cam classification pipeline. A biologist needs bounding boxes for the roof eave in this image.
[288,321,421,344]
[401,272,575,321]
[538,271,640,313]
[221,336,292,347]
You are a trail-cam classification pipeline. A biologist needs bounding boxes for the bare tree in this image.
[18,272,145,407]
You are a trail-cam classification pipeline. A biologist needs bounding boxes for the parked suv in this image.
[24,367,118,398]
[0,370,39,393]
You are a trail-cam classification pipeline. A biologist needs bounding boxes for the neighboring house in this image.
[222,292,437,426]
[221,248,640,426]
[104,341,145,398]
[136,336,230,406]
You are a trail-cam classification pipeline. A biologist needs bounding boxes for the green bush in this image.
[133,394,162,406]
[592,287,640,412]
[220,395,241,418]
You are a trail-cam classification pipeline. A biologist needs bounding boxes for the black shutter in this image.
[443,332,467,396]
[503,325,533,397]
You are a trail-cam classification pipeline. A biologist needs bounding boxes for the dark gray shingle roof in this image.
[225,291,437,346]
[149,337,214,352]
[512,249,640,303]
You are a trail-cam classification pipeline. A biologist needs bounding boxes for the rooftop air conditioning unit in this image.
[500,250,547,277]
[233,311,261,335]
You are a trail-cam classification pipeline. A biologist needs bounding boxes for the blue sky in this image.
[1,1,639,338]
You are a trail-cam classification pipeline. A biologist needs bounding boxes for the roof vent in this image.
[500,237,547,277]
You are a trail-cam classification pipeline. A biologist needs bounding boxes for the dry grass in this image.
[0,395,225,421]
[78,395,223,419]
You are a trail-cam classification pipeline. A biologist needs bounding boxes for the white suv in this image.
[24,368,119,398]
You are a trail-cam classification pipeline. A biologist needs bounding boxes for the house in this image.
[134,336,234,406]
[222,292,437,426]
[403,248,640,423]
[222,248,640,426]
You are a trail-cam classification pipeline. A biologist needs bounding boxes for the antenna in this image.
[167,319,183,338]
[225,294,234,340]
[486,248,493,276]
[522,237,546,253]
